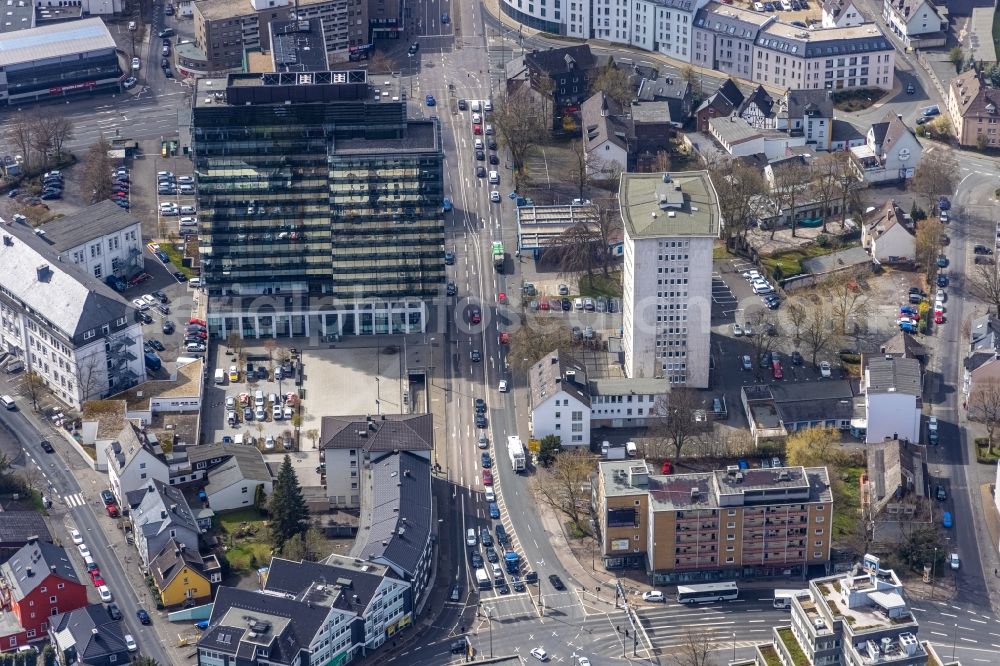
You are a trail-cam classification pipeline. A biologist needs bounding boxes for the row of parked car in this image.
[741,268,781,309]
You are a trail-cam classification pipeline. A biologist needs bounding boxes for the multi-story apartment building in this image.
[692,3,774,80]
[594,460,833,582]
[768,555,932,666]
[619,171,718,387]
[34,200,144,285]
[191,67,444,340]
[192,0,369,72]
[947,68,1000,149]
[0,227,144,409]
[752,22,895,91]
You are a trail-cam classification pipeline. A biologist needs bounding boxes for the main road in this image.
[0,409,171,665]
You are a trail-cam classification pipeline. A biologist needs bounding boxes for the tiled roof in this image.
[530,350,591,410]
[150,538,206,590]
[187,443,271,484]
[581,91,634,152]
[865,356,922,396]
[865,200,913,239]
[50,604,128,663]
[740,85,776,118]
[786,89,834,120]
[1,541,79,601]
[319,413,433,452]
[0,512,51,545]
[33,200,139,253]
[524,45,597,75]
[133,480,200,542]
[880,111,919,155]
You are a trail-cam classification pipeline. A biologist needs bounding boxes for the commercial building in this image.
[319,413,433,508]
[766,555,936,666]
[752,22,895,91]
[741,381,865,444]
[619,171,719,387]
[0,224,145,409]
[191,0,369,73]
[594,459,833,581]
[0,18,121,105]
[850,111,923,184]
[191,68,444,340]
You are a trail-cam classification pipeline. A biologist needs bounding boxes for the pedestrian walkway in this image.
[64,492,86,508]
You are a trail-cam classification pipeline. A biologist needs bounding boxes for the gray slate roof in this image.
[264,556,392,615]
[866,356,921,396]
[524,45,597,76]
[187,443,272,484]
[581,91,633,152]
[149,538,206,590]
[786,89,834,120]
[881,331,927,358]
[0,512,51,545]
[50,604,128,663]
[356,451,432,578]
[970,315,1000,353]
[34,200,139,253]
[133,480,200,540]
[696,79,745,116]
[530,350,591,410]
[201,586,332,664]
[0,541,79,601]
[2,220,137,340]
[319,413,433,452]
[694,2,774,38]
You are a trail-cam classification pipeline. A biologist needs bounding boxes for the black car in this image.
[444,251,455,265]
[151,290,169,303]
[164,68,174,78]
[173,271,187,282]
[446,281,457,296]
[450,639,467,654]
[489,154,499,165]
[487,139,497,150]
[470,551,483,568]
[162,320,175,334]
[524,571,538,584]
[139,312,153,324]
[474,398,486,413]
[475,149,485,161]
[256,366,268,380]
[759,352,771,369]
[975,244,994,255]
[790,351,804,366]
[561,298,571,311]
[161,58,169,68]
[497,583,510,595]
[476,166,486,178]
[548,574,565,591]
[449,584,461,602]
[470,349,481,362]
[156,304,170,315]
[458,99,467,110]
[495,524,508,546]
[937,274,948,287]
[107,603,123,620]
[475,414,487,428]
[485,546,499,563]
[148,340,165,351]
[481,528,493,546]
[40,440,54,453]
[481,452,492,468]
[935,484,947,501]
[511,577,526,592]
[136,608,151,625]
[101,489,116,505]
[407,42,419,55]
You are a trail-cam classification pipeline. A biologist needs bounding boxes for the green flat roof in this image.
[619,170,720,239]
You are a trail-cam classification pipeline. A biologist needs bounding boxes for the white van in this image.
[475,568,491,589]
[214,368,225,384]
[488,170,499,184]
[471,100,481,112]
[626,441,638,457]
[0,395,15,410]
[254,390,265,407]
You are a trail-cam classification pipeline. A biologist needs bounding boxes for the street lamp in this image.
[486,606,494,658]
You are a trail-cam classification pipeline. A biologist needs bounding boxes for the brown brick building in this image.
[594,460,833,583]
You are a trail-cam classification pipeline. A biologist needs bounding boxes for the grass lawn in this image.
[834,465,863,541]
[578,272,622,298]
[161,244,193,278]
[217,508,272,573]
[713,243,730,261]
[760,245,835,278]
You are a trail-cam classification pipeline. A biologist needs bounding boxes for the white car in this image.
[498,380,508,392]
[949,553,960,569]
[752,281,773,294]
[530,648,549,662]
[484,487,495,502]
[936,289,946,303]
[743,324,754,336]
[819,361,832,378]
[124,634,137,652]
[478,434,489,449]
[742,355,752,371]
[732,323,743,337]
[490,190,501,203]
[283,405,294,419]
[180,205,197,215]
[131,57,141,70]
[466,528,477,546]
[272,404,283,420]
[132,298,148,310]
[70,529,83,545]
[98,585,112,602]
[753,1,764,8]
[577,658,591,666]
[255,407,266,421]
[177,175,195,185]
[160,206,179,216]
[141,294,157,306]
[78,543,91,558]
[264,435,275,450]
[743,269,762,281]
[225,396,235,409]
[642,590,665,602]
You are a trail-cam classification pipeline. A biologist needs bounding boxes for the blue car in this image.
[489,502,500,519]
[938,196,951,211]
[443,197,452,212]
[482,452,492,468]
[425,94,436,106]
[156,250,169,263]
[900,306,918,317]
[942,511,952,527]
[738,459,749,470]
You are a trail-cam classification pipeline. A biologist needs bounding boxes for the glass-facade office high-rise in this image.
[191,71,444,338]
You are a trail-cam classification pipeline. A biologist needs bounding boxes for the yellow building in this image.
[595,460,833,583]
[150,538,221,607]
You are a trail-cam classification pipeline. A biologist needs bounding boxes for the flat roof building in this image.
[191,68,444,340]
[595,459,833,580]
[619,171,719,387]
[0,17,122,105]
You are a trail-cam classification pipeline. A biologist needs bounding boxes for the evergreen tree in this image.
[269,455,309,549]
[537,434,563,467]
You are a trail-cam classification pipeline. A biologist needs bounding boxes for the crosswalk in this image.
[637,601,784,651]
[64,493,86,508]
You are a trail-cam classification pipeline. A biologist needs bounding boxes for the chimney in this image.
[180,543,186,552]
[26,536,37,546]
[169,503,177,512]
[161,510,168,519]
[36,264,50,281]
[25,568,32,577]
[49,565,56,574]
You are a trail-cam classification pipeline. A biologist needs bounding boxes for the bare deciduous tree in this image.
[534,449,594,533]
[8,113,33,173]
[81,135,115,204]
[968,262,1000,316]
[830,276,868,336]
[802,305,835,365]
[910,150,960,210]
[550,222,599,280]
[971,380,1000,452]
[831,151,862,229]
[770,158,812,238]
[650,389,704,461]
[368,50,394,74]
[708,159,767,243]
[74,352,106,403]
[48,116,74,160]
[21,371,45,412]
[507,326,574,375]
[914,217,944,277]
[591,62,633,109]
[811,152,841,232]
[787,302,807,343]
[669,627,716,666]
[492,86,547,180]
[567,139,590,200]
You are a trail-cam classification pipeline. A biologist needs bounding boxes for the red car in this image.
[470,309,481,324]
[539,300,550,311]
[105,503,119,518]
[90,572,105,587]
[482,469,493,486]
[499,332,510,345]
[934,312,945,324]
[189,318,207,326]
[473,124,482,135]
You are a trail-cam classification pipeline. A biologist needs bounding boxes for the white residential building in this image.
[864,356,922,444]
[185,444,273,512]
[851,111,923,184]
[882,0,947,47]
[529,351,593,447]
[821,0,866,27]
[106,422,170,508]
[753,22,895,91]
[620,171,719,387]
[319,414,432,508]
[692,2,774,80]
[861,200,916,263]
[0,223,145,409]
[619,0,705,61]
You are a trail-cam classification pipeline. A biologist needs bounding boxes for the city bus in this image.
[676,581,739,604]
[773,589,810,610]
